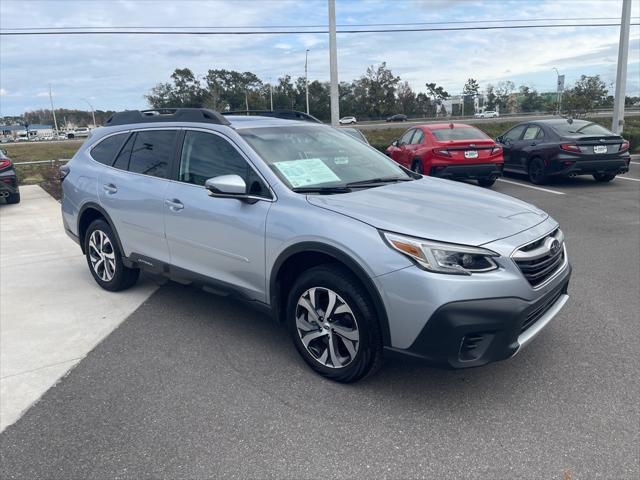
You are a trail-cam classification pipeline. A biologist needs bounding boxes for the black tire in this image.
[84,219,139,292]
[477,178,496,188]
[411,159,424,174]
[528,157,548,185]
[593,173,616,182]
[286,264,383,383]
[6,192,20,204]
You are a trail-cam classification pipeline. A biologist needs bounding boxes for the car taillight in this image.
[619,140,630,152]
[490,146,502,156]
[560,143,581,153]
[0,159,11,170]
[59,164,70,182]
[433,148,451,157]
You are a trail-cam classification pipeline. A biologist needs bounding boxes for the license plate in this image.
[593,145,607,154]
[464,150,478,159]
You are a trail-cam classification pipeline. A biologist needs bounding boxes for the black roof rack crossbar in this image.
[222,109,323,124]
[105,108,231,127]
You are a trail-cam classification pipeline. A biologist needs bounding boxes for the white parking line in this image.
[617,176,640,182]
[496,178,565,195]
[630,161,640,165]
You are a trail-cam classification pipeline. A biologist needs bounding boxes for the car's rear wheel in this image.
[6,192,20,204]
[593,173,616,182]
[287,265,383,383]
[477,178,496,187]
[528,158,548,184]
[84,219,139,291]
[411,159,424,174]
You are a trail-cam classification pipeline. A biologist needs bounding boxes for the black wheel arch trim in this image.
[77,202,129,264]
[269,241,392,347]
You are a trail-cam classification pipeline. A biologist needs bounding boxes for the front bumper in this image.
[390,269,571,368]
[430,163,503,180]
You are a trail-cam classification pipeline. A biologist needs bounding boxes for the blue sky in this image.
[0,0,638,116]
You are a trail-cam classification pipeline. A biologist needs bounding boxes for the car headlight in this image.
[382,231,499,275]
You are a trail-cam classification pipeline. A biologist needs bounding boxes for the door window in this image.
[128,130,176,179]
[90,133,128,165]
[522,126,542,141]
[179,131,268,197]
[399,129,414,145]
[503,125,526,142]
[410,129,424,144]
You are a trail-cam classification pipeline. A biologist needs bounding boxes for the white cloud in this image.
[0,88,7,96]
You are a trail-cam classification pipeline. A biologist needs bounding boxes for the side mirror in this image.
[205,174,263,204]
[495,136,503,143]
[391,140,398,147]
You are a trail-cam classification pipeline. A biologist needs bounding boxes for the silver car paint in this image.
[62,117,568,352]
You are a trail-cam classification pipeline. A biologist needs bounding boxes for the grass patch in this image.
[362,117,640,154]
[2,140,83,162]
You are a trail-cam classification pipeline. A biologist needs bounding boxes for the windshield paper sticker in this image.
[273,158,341,187]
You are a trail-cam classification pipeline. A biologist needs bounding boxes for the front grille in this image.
[521,287,564,333]
[513,229,566,288]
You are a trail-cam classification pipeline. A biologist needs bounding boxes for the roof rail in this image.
[222,110,323,124]
[104,108,230,127]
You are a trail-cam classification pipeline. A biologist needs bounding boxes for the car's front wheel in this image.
[411,159,424,174]
[593,173,616,182]
[287,265,383,383]
[84,219,139,291]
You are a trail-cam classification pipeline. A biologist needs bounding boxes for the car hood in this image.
[306,177,548,246]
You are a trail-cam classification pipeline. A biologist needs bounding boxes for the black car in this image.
[0,149,20,204]
[496,119,631,184]
[386,114,408,122]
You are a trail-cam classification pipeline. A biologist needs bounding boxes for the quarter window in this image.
[91,133,128,165]
[179,131,268,197]
[128,130,176,179]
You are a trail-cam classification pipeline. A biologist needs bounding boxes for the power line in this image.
[1,23,637,36]
[3,17,638,30]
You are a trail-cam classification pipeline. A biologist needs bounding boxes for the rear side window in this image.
[431,127,489,141]
[128,130,176,179]
[522,126,542,141]
[113,134,134,170]
[90,133,128,165]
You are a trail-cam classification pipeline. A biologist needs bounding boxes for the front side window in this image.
[411,130,424,144]
[239,125,409,190]
[503,125,527,142]
[399,129,415,145]
[90,133,128,165]
[128,130,176,179]
[179,131,268,196]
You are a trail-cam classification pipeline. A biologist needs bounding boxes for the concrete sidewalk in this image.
[0,186,156,431]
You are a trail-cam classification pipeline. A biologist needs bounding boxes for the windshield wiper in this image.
[292,186,352,194]
[345,177,412,188]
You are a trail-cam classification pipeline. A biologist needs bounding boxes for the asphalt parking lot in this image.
[1,165,639,479]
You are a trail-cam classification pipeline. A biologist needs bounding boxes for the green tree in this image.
[495,80,515,112]
[396,81,417,115]
[562,75,608,116]
[485,84,497,111]
[357,62,401,118]
[145,68,205,108]
[518,85,546,112]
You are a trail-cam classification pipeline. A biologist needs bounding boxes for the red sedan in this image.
[385,123,504,187]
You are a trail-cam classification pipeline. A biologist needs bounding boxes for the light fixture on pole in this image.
[553,67,564,115]
[305,49,310,114]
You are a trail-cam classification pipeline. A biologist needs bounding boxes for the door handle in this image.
[530,143,537,146]
[102,183,117,194]
[165,198,184,211]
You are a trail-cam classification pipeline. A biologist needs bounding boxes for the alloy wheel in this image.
[295,287,360,368]
[88,230,116,282]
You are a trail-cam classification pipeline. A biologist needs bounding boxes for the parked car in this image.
[386,114,408,122]
[496,119,631,184]
[61,108,571,383]
[0,149,20,204]
[67,127,91,139]
[341,127,369,144]
[385,123,503,187]
[339,116,357,125]
[475,111,499,118]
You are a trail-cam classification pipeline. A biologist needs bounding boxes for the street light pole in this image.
[328,0,339,126]
[305,49,310,115]
[612,0,631,134]
[268,77,273,110]
[84,99,96,127]
[48,84,59,136]
[552,67,563,115]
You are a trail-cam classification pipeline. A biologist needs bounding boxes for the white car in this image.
[67,127,91,139]
[475,111,499,118]
[339,116,357,125]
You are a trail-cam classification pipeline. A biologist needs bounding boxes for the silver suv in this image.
[61,109,571,382]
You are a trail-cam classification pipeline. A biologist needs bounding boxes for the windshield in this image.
[239,125,409,190]
[431,127,490,141]
[551,121,614,137]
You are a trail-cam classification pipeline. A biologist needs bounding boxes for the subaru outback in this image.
[61,108,571,383]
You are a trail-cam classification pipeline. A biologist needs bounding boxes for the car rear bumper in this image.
[551,155,630,176]
[385,266,571,368]
[0,172,18,195]
[430,162,503,180]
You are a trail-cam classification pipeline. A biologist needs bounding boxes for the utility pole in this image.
[305,49,310,114]
[84,99,96,127]
[612,0,631,134]
[328,0,339,126]
[49,84,59,136]
[245,91,249,111]
[553,67,564,115]
[268,77,273,110]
